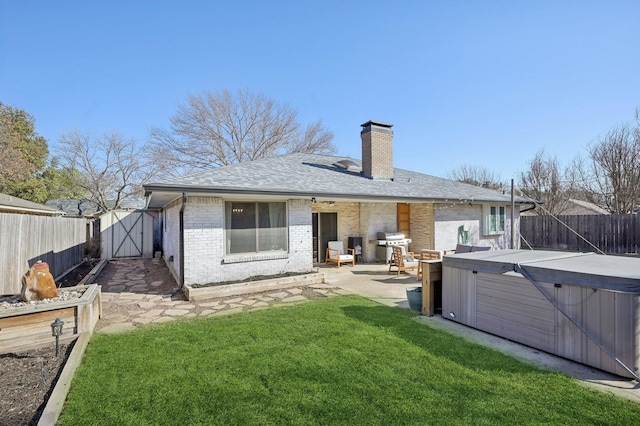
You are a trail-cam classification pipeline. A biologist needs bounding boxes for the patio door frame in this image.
[312,212,338,263]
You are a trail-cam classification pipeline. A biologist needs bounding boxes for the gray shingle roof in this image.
[144,153,529,208]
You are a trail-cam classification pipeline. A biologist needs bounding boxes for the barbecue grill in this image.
[376,231,412,263]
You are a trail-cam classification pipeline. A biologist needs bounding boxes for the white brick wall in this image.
[287,198,313,263]
[163,198,182,282]
[178,197,313,286]
[183,196,223,285]
[433,203,519,251]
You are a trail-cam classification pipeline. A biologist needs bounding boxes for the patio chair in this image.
[325,241,355,267]
[389,245,419,275]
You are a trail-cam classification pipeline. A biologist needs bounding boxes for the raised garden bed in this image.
[183,272,325,301]
[37,332,90,426]
[0,284,102,354]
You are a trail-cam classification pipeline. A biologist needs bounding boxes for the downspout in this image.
[172,192,187,297]
[516,263,640,381]
[518,204,538,250]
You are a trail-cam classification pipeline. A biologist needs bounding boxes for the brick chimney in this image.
[360,120,394,180]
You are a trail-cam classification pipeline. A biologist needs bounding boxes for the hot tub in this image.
[442,249,640,379]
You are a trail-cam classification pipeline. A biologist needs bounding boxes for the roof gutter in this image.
[0,206,65,216]
[144,185,531,206]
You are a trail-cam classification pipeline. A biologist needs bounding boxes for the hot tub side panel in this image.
[443,265,557,354]
[555,285,640,379]
[442,266,476,327]
[476,272,556,354]
[443,262,640,379]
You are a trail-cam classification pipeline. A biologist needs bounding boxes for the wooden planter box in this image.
[0,284,101,354]
[184,273,325,301]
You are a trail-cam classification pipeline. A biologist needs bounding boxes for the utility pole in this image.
[511,179,516,249]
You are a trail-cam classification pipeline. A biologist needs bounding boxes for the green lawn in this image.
[59,295,640,425]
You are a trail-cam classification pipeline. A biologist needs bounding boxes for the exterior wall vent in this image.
[333,159,361,172]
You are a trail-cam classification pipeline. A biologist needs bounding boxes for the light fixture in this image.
[449,312,456,319]
[51,318,64,357]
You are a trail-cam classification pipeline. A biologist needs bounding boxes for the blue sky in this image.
[1,0,639,182]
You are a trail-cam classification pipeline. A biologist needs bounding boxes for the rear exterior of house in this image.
[146,121,528,287]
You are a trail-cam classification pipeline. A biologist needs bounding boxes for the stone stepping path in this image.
[95,259,344,334]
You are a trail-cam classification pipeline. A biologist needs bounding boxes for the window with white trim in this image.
[483,204,505,235]
[225,202,288,254]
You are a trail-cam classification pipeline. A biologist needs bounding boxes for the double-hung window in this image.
[483,204,505,235]
[225,202,288,254]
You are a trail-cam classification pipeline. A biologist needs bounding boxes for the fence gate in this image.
[101,210,155,259]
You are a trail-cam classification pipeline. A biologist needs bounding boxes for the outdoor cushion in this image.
[325,241,355,267]
[455,244,473,253]
[400,246,418,266]
[389,245,419,275]
[454,244,491,253]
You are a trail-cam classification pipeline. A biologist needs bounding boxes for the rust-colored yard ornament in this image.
[21,261,58,302]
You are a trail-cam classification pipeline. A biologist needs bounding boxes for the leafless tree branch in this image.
[446,164,503,190]
[518,150,576,216]
[149,89,336,178]
[58,130,156,211]
[578,114,640,214]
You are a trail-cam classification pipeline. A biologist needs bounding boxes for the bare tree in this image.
[518,150,575,216]
[288,120,335,155]
[57,130,156,212]
[576,111,640,214]
[149,89,336,177]
[446,164,503,190]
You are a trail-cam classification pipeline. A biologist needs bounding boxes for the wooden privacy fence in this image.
[0,213,87,295]
[520,214,640,255]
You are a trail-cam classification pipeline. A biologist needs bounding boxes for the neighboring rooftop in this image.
[521,198,611,216]
[46,199,101,217]
[0,193,64,216]
[46,198,146,217]
[564,199,610,215]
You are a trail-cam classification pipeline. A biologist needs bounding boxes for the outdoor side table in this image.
[420,259,442,316]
